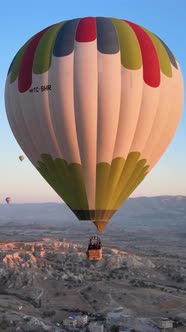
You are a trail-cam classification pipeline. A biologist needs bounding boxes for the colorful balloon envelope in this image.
[5,17,184,232]
[6,197,11,204]
[19,155,24,161]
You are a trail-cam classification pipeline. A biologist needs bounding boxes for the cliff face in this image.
[0,238,157,291]
[0,236,185,332]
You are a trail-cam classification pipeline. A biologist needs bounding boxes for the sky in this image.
[0,0,185,203]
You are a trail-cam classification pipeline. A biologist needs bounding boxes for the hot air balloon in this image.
[5,197,11,204]
[5,17,184,245]
[19,155,24,161]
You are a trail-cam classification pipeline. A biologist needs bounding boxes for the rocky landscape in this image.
[0,195,186,331]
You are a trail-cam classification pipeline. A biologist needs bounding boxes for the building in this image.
[63,316,77,329]
[153,318,174,330]
[76,314,88,327]
[161,319,173,330]
[88,321,104,332]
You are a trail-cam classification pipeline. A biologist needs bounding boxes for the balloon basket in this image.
[86,235,103,261]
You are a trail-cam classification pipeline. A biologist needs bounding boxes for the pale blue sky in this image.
[0,0,185,203]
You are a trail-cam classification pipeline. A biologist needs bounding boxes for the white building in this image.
[161,319,173,329]
[154,318,173,330]
[88,321,104,332]
[63,316,77,328]
[76,314,88,327]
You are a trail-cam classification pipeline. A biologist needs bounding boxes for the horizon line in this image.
[1,194,186,205]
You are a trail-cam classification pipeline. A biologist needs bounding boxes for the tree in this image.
[110,324,119,332]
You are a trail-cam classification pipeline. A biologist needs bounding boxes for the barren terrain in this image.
[0,196,186,331]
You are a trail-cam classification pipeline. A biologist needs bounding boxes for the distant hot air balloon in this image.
[5,197,11,204]
[5,17,184,235]
[19,155,24,161]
